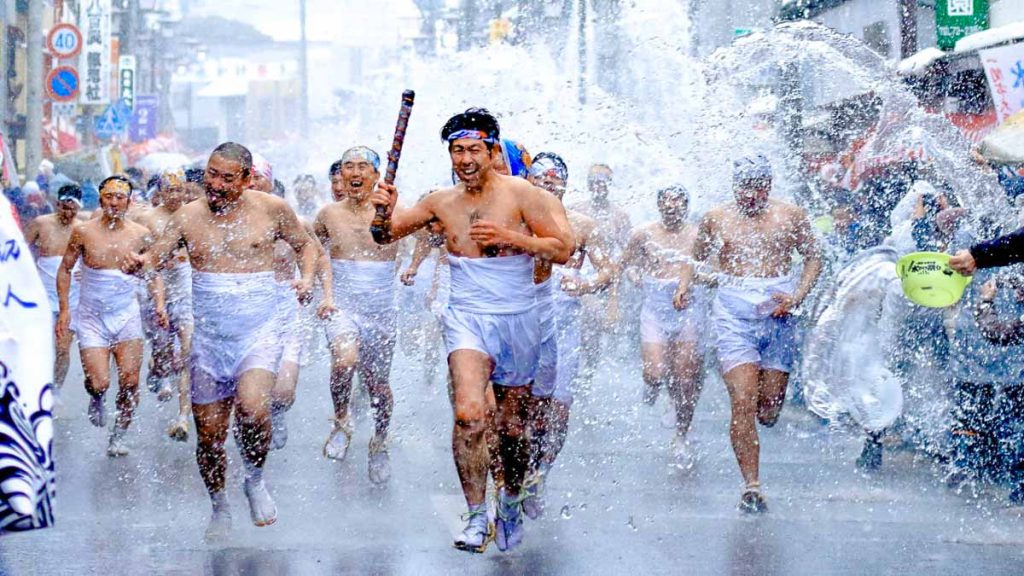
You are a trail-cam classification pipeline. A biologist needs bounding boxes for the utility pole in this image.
[26,0,44,180]
[578,0,587,105]
[898,0,918,59]
[299,0,309,135]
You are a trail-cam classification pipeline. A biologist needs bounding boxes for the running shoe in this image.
[453,507,493,553]
[495,490,525,552]
[738,489,768,514]
[367,435,391,484]
[205,508,232,541]
[88,394,105,428]
[323,417,353,461]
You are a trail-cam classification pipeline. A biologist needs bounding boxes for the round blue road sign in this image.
[47,66,79,102]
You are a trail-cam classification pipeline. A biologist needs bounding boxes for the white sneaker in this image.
[107,432,129,458]
[243,477,278,527]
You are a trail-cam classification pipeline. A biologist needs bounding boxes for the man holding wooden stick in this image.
[370,108,574,553]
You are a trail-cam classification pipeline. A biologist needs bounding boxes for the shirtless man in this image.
[370,109,574,553]
[25,184,83,393]
[133,170,195,441]
[525,152,615,519]
[57,176,167,457]
[673,155,821,513]
[315,147,400,484]
[125,142,324,537]
[571,164,632,383]
[622,185,711,469]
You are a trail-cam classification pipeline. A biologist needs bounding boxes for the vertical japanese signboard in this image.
[79,0,112,105]
[980,43,1024,123]
[118,55,136,111]
[936,0,989,50]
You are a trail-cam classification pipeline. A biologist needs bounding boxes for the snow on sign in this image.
[46,67,79,103]
[47,23,82,60]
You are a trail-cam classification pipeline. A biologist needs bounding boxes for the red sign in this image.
[47,23,82,59]
[46,66,80,102]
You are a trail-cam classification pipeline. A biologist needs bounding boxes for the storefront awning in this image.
[955,21,1024,54]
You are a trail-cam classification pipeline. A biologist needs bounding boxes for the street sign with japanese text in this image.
[980,43,1024,123]
[46,66,79,102]
[52,102,77,119]
[118,55,136,111]
[130,94,159,142]
[79,0,112,105]
[936,0,989,50]
[47,23,82,59]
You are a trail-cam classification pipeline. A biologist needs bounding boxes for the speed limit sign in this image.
[47,23,82,60]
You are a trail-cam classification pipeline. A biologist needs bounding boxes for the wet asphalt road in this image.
[2,329,1024,576]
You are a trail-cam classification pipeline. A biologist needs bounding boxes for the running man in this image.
[570,164,632,383]
[673,155,821,513]
[133,169,196,441]
[315,147,400,484]
[25,184,83,395]
[525,152,615,519]
[124,142,324,537]
[57,176,167,457]
[370,109,574,553]
[622,185,711,469]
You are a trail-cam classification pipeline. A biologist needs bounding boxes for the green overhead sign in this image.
[936,0,989,50]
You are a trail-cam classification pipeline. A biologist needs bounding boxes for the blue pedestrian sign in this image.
[94,100,130,138]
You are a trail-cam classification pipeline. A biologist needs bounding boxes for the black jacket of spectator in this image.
[972,227,1024,269]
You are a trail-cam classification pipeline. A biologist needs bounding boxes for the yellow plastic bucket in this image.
[895,252,972,308]
[813,215,835,235]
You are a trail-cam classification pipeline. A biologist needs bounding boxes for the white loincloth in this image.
[324,259,398,367]
[190,271,283,404]
[36,255,79,332]
[442,254,539,387]
[76,265,144,349]
[713,274,799,375]
[640,277,708,346]
[532,268,585,406]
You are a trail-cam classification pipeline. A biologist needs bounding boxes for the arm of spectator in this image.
[973,280,1024,346]
[970,226,1024,270]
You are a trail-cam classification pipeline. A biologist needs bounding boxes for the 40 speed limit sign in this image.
[47,23,83,60]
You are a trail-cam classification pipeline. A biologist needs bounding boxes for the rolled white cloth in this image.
[76,265,143,348]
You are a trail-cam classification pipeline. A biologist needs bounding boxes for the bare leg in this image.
[360,342,396,483]
[234,369,277,526]
[272,361,300,410]
[543,400,571,467]
[193,397,233,538]
[641,342,669,405]
[485,383,503,489]
[80,347,111,428]
[449,349,493,507]
[666,340,704,438]
[757,369,789,427]
[723,363,762,488]
[111,339,144,434]
[493,385,531,497]
[324,336,359,460]
[169,325,193,441]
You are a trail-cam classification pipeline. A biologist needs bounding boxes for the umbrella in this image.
[133,152,191,175]
[978,110,1024,163]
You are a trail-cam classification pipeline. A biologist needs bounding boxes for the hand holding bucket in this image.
[896,252,972,308]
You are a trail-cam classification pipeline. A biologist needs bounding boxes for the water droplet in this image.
[627,515,638,532]
[560,505,573,519]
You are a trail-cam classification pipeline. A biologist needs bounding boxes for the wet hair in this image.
[440,108,500,150]
[210,142,253,177]
[657,184,689,204]
[56,183,83,204]
[125,167,144,189]
[329,160,344,177]
[98,174,134,195]
[272,179,286,198]
[531,152,569,182]
[294,173,316,186]
[184,167,205,184]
